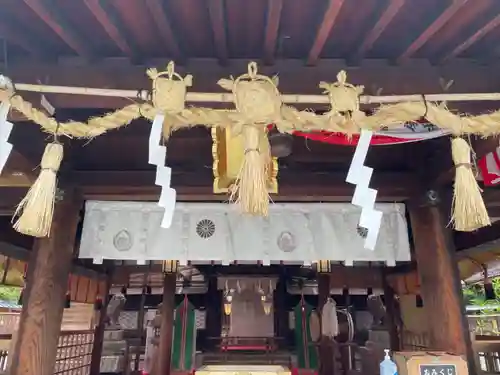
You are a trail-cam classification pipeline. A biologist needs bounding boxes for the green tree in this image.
[0,285,21,303]
[463,278,500,313]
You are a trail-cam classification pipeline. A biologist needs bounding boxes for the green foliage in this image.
[0,285,21,303]
[463,278,500,314]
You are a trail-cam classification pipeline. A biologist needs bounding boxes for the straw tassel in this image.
[13,142,64,237]
[231,125,270,216]
[451,137,490,231]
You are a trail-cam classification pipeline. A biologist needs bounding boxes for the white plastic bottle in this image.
[380,349,398,375]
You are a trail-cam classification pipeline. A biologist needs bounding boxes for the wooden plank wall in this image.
[68,275,106,304]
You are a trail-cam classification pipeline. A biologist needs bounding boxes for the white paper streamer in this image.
[0,102,13,175]
[148,114,176,228]
[346,130,382,250]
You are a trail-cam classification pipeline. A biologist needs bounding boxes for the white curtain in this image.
[79,201,410,265]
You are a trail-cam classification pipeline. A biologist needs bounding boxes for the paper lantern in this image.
[162,260,179,274]
[211,127,278,194]
[263,300,272,315]
[315,260,332,273]
[224,302,232,315]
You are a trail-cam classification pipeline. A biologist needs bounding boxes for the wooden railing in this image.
[203,337,288,366]
[474,335,500,374]
[400,330,431,350]
[0,314,19,335]
[469,315,500,336]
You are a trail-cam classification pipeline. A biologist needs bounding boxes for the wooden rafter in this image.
[83,0,137,58]
[352,0,406,60]
[0,15,45,57]
[145,0,183,63]
[307,0,345,66]
[208,0,228,65]
[23,0,92,58]
[441,12,500,63]
[263,0,283,65]
[397,0,468,63]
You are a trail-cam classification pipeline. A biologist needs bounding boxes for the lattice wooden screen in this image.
[53,330,94,375]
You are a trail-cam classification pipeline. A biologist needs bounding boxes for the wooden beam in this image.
[0,187,26,215]
[0,241,106,280]
[23,0,93,58]
[145,0,183,63]
[352,0,406,60]
[208,0,228,65]
[397,0,468,63]
[6,58,500,110]
[441,11,500,63]
[408,192,476,370]
[307,0,345,66]
[428,136,498,186]
[0,151,37,187]
[9,190,81,375]
[263,0,283,65]
[71,169,420,202]
[83,0,137,59]
[454,219,500,252]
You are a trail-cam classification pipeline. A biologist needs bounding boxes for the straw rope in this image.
[9,94,152,138]
[0,63,497,235]
[6,72,500,138]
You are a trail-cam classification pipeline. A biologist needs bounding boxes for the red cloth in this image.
[293,131,416,146]
[479,147,500,186]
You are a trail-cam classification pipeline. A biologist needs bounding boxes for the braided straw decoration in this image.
[319,70,364,115]
[218,61,282,124]
[146,61,192,114]
[217,62,283,215]
[9,94,150,138]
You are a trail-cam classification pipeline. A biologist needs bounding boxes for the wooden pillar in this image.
[382,271,401,351]
[274,276,288,346]
[318,272,335,375]
[205,275,221,350]
[409,190,476,374]
[90,274,112,375]
[9,190,81,375]
[157,272,177,375]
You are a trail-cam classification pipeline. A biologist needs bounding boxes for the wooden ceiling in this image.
[1,0,500,65]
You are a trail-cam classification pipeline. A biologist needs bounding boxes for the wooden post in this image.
[409,190,476,374]
[157,272,177,375]
[382,270,401,351]
[9,190,82,375]
[274,276,288,348]
[318,272,336,375]
[205,275,221,351]
[90,274,112,375]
